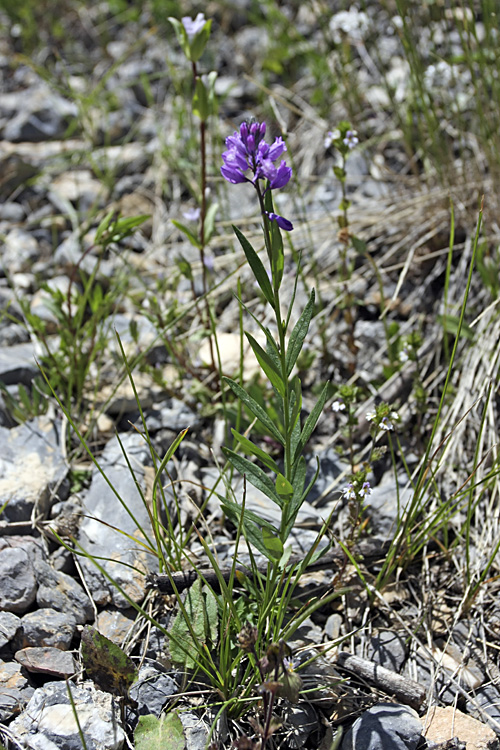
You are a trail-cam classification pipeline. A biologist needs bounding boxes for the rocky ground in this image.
[1,2,500,749]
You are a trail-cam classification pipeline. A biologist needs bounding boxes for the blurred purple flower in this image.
[343,129,359,149]
[221,121,293,230]
[182,13,206,40]
[183,207,201,222]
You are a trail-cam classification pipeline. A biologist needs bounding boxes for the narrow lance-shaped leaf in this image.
[233,226,274,308]
[224,376,285,446]
[220,495,278,560]
[286,290,315,376]
[171,219,201,249]
[222,447,283,508]
[204,202,219,244]
[245,332,285,397]
[231,429,280,474]
[265,190,284,290]
[262,527,284,560]
[293,382,329,462]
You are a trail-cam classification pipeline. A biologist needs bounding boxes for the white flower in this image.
[366,411,376,422]
[332,400,346,412]
[359,481,372,498]
[324,129,340,149]
[343,130,359,149]
[380,416,394,431]
[342,483,356,501]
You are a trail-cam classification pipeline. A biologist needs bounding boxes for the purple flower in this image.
[182,13,206,40]
[343,129,359,149]
[265,211,293,231]
[183,207,201,222]
[221,120,293,230]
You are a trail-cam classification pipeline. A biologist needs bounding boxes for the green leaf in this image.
[220,496,278,560]
[94,209,114,244]
[204,202,219,244]
[224,376,285,446]
[293,382,329,462]
[289,377,302,433]
[175,255,193,281]
[233,226,274,308]
[262,528,284,559]
[231,429,280,473]
[134,712,185,750]
[264,191,284,289]
[275,473,293,500]
[171,219,201,249]
[193,77,209,121]
[81,626,137,699]
[222,448,283,507]
[168,17,190,58]
[245,332,285,396]
[285,456,308,538]
[286,290,315,376]
[437,314,474,340]
[278,671,302,703]
[351,235,367,254]
[189,20,212,62]
[169,579,218,669]
[206,70,218,116]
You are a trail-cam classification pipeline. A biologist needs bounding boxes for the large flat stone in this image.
[0,417,68,523]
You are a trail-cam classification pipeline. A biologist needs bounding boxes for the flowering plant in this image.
[220,119,329,558]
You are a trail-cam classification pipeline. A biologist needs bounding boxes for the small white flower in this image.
[359,481,372,498]
[399,348,409,363]
[343,130,359,149]
[366,411,376,422]
[380,416,394,431]
[324,129,341,149]
[283,655,300,673]
[342,483,356,500]
[332,400,346,412]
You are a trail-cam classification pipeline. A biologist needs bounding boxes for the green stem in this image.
[255,184,292,540]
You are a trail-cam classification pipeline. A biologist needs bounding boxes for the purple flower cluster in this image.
[221,121,293,230]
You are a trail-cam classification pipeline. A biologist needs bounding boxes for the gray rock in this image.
[0,341,39,385]
[0,659,34,722]
[16,608,76,650]
[0,84,78,142]
[305,447,347,506]
[286,703,320,748]
[129,665,178,716]
[341,703,423,750]
[15,646,76,678]
[0,201,25,221]
[366,474,412,540]
[0,547,37,614]
[10,681,126,750]
[34,560,93,625]
[178,711,210,750]
[0,417,68,523]
[144,397,201,432]
[78,432,157,608]
[1,228,39,273]
[367,630,407,673]
[0,611,21,648]
[469,684,500,731]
